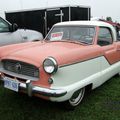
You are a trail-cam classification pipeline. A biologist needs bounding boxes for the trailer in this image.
[5,5,91,37]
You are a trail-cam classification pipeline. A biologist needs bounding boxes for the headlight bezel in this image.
[43,57,58,74]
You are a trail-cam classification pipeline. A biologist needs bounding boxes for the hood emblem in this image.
[15,63,22,73]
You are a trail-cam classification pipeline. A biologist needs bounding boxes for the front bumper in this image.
[0,77,67,98]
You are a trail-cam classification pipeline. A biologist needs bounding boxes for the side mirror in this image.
[9,23,18,32]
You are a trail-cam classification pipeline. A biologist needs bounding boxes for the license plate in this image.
[4,77,19,92]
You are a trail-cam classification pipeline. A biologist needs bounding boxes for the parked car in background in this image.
[0,17,43,46]
[0,21,120,109]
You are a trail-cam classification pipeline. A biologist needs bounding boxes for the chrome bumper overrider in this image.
[1,78,67,97]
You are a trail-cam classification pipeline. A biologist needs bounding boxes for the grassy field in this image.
[0,75,120,120]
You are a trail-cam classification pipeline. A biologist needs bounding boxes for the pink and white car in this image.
[0,21,120,109]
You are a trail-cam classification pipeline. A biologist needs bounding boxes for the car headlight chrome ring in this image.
[43,57,58,74]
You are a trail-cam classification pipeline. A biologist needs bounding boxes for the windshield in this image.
[45,26,95,44]
[0,17,9,32]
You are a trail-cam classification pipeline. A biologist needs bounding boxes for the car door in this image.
[97,27,119,64]
[97,27,120,84]
[0,17,22,46]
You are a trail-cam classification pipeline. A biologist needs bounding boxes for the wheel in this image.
[64,87,85,110]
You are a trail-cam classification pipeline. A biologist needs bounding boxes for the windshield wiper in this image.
[79,40,91,45]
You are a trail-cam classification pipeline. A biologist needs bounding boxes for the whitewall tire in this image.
[64,87,85,110]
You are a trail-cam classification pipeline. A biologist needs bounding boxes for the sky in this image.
[0,0,120,22]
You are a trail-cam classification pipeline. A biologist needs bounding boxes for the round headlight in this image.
[43,57,58,74]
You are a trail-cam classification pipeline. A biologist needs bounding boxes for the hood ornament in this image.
[15,63,22,73]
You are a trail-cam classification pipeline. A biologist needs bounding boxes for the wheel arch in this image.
[85,83,93,93]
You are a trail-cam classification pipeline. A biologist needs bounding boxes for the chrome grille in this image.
[2,59,39,78]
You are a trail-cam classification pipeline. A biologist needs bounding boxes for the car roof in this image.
[54,21,113,27]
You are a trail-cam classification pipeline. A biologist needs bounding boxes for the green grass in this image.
[0,75,120,120]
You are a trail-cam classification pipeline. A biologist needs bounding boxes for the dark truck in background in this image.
[5,5,91,37]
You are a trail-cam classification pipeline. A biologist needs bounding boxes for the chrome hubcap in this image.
[69,88,85,106]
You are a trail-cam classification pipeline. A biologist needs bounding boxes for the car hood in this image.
[0,41,102,67]
[17,29,43,40]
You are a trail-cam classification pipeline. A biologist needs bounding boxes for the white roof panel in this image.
[55,21,112,27]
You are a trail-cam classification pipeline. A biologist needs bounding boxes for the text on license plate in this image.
[4,77,19,92]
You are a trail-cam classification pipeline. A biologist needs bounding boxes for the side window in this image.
[118,31,120,40]
[0,18,9,32]
[97,27,113,46]
[115,26,120,40]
